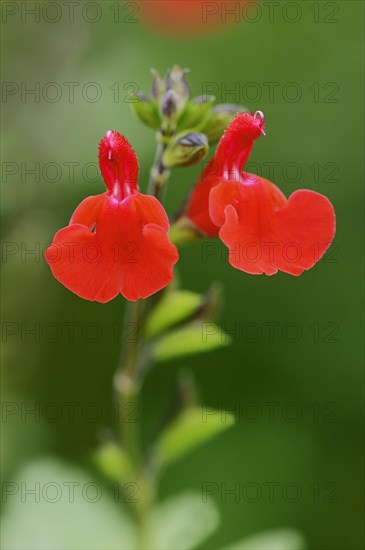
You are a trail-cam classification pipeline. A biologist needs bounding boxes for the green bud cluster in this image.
[130,65,247,168]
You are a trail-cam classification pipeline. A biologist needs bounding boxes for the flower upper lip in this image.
[99,130,140,201]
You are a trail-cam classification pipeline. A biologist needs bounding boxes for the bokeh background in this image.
[1,1,364,548]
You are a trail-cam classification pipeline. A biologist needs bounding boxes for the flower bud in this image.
[198,103,248,144]
[159,66,191,123]
[130,92,162,130]
[161,88,184,120]
[165,65,190,102]
[163,131,209,168]
[151,68,165,100]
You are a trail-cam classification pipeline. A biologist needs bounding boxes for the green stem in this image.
[114,137,173,548]
[114,299,152,547]
[114,299,144,469]
[147,135,170,201]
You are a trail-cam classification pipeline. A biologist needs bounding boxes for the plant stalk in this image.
[147,134,170,200]
[114,137,172,548]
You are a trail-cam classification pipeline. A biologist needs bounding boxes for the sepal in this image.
[198,103,248,144]
[163,131,209,167]
[130,92,162,129]
[177,95,215,131]
[169,217,205,245]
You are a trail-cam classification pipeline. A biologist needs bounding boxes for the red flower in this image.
[135,0,254,36]
[46,131,178,302]
[185,112,336,276]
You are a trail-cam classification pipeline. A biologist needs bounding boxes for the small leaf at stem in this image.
[93,442,133,482]
[145,290,204,340]
[155,407,234,468]
[152,322,231,362]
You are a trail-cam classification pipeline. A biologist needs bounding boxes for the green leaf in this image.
[150,491,220,549]
[1,458,135,549]
[155,407,234,467]
[146,290,204,340]
[224,529,306,550]
[152,322,231,362]
[93,442,133,483]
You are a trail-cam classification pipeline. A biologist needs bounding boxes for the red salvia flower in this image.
[135,0,255,36]
[185,112,336,276]
[46,131,178,302]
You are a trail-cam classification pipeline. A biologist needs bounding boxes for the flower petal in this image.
[46,193,178,302]
[210,177,336,276]
[185,167,221,237]
[70,194,106,227]
[120,223,179,302]
[273,189,336,274]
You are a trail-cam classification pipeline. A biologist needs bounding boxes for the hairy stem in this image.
[114,299,144,468]
[114,138,173,548]
[114,298,152,547]
[147,137,170,200]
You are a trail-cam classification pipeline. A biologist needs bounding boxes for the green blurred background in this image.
[1,1,364,548]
